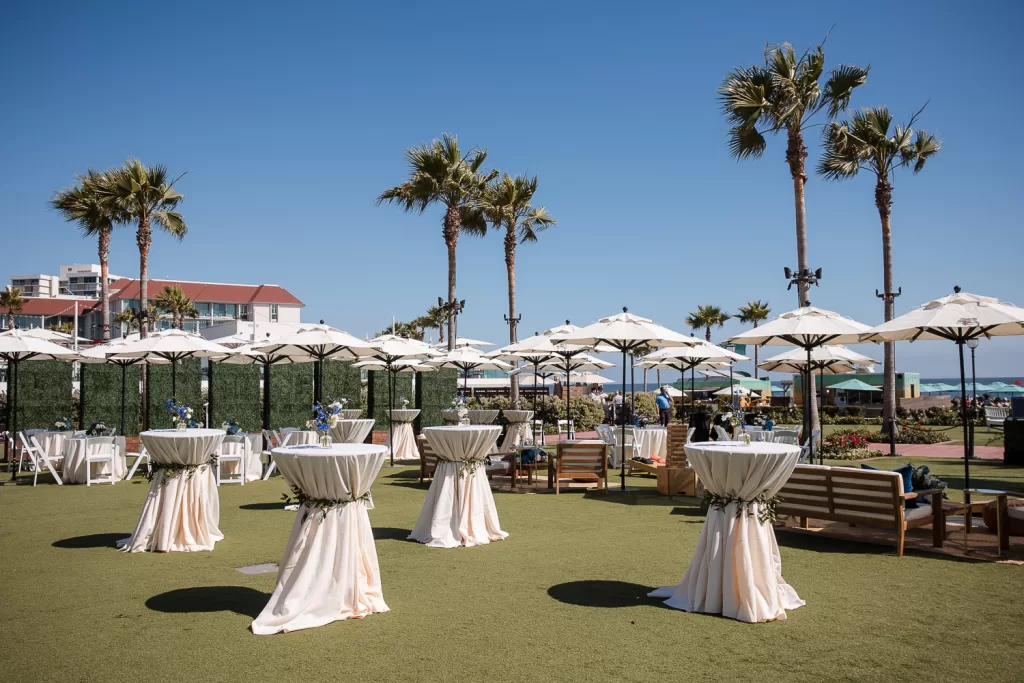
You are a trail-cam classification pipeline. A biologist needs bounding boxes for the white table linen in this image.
[33,431,71,459]
[385,409,420,462]
[61,436,127,483]
[500,410,534,451]
[119,429,226,553]
[330,419,375,444]
[638,427,668,461]
[337,409,363,420]
[252,443,389,634]
[410,426,507,548]
[281,430,319,446]
[649,441,804,623]
[468,410,500,453]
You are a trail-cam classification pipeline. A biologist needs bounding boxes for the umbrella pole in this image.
[565,362,571,434]
[534,362,541,443]
[388,367,395,467]
[262,362,271,431]
[620,349,627,490]
[804,346,812,463]
[8,360,18,480]
[958,341,971,489]
[818,364,825,465]
[629,353,635,426]
[120,363,127,437]
[171,358,177,401]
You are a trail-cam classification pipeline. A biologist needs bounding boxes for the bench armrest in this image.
[902,488,944,500]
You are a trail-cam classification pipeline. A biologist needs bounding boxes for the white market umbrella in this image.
[553,308,697,490]
[436,337,494,349]
[109,328,234,400]
[254,323,376,403]
[640,341,749,414]
[861,288,1024,487]
[728,306,871,463]
[428,348,512,392]
[0,330,78,478]
[759,345,877,414]
[2,327,91,347]
[79,340,170,437]
[714,385,752,396]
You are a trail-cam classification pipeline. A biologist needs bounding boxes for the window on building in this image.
[238,304,249,320]
[271,304,279,322]
[224,304,237,318]
[212,303,227,317]
[196,302,210,316]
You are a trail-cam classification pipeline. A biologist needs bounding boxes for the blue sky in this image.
[2,0,1021,381]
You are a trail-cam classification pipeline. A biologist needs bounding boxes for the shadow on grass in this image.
[146,586,269,618]
[548,580,663,609]
[775,527,987,563]
[52,533,128,549]
[582,489,690,507]
[383,470,421,480]
[240,502,288,511]
[373,527,414,541]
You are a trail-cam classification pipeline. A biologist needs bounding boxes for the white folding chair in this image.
[799,429,822,463]
[262,429,290,481]
[19,432,63,486]
[124,444,151,480]
[532,419,546,446]
[686,427,695,443]
[613,426,641,467]
[216,435,247,486]
[556,419,575,440]
[714,425,732,441]
[773,429,800,446]
[595,424,617,465]
[105,427,117,437]
[85,436,117,486]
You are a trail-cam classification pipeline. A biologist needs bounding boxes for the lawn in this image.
[3,463,1023,683]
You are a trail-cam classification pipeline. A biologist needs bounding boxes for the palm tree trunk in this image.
[705,326,711,342]
[444,206,459,351]
[99,227,111,340]
[505,227,520,408]
[787,126,818,433]
[876,178,897,436]
[137,215,151,338]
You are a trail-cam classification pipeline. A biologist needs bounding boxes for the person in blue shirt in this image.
[655,386,672,427]
[764,416,774,431]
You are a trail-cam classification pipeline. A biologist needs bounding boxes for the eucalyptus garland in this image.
[145,456,218,483]
[282,486,372,522]
[700,490,781,525]
[458,457,485,478]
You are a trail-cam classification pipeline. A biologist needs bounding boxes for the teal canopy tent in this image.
[829,378,881,392]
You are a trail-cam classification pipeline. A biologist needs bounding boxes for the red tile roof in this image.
[0,298,99,316]
[108,279,304,306]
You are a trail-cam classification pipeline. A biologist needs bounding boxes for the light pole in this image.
[437,297,465,352]
[876,286,902,456]
[966,337,979,460]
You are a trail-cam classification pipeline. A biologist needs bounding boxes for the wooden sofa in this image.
[552,441,608,494]
[776,464,945,557]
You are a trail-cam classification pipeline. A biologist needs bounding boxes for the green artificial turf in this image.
[2,463,1023,683]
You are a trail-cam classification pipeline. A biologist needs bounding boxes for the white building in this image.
[59,264,125,298]
[8,273,60,298]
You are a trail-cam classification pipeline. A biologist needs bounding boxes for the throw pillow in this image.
[861,463,918,508]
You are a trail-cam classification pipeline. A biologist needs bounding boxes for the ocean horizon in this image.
[599,376,1023,394]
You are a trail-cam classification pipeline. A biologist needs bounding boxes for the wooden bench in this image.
[777,464,945,557]
[553,441,608,495]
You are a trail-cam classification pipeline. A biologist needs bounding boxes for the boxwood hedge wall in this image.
[209,362,262,433]
[13,361,73,431]
[366,370,412,427]
[146,359,202,429]
[268,363,313,430]
[323,361,362,409]
[80,364,141,436]
[416,368,458,431]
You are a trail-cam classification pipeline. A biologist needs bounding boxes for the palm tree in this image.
[375,319,425,340]
[686,305,731,342]
[154,285,199,330]
[736,300,771,378]
[413,305,447,344]
[819,105,941,436]
[719,37,868,307]
[115,308,138,335]
[1,287,24,330]
[97,159,187,337]
[480,173,556,407]
[50,170,122,340]
[377,134,496,350]
[48,322,75,336]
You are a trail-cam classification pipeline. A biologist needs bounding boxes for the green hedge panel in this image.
[268,363,313,430]
[13,361,73,431]
[323,361,362,408]
[209,362,262,433]
[146,359,202,429]
[81,364,141,436]
[366,370,412,427]
[415,368,458,431]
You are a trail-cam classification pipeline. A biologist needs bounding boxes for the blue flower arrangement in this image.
[305,397,343,435]
[220,418,242,435]
[53,416,72,431]
[164,398,200,428]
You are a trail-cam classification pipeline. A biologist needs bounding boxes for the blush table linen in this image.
[409,426,507,548]
[119,429,226,553]
[638,427,668,462]
[385,409,420,462]
[330,419,374,444]
[500,410,534,452]
[32,431,71,460]
[648,441,804,623]
[252,443,389,634]
[61,436,128,483]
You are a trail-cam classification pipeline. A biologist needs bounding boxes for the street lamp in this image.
[966,337,979,460]
[437,296,465,350]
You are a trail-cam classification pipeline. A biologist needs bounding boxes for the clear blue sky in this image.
[2,0,1022,381]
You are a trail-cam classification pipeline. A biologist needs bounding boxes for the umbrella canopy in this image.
[428,348,512,392]
[111,328,234,361]
[829,378,881,392]
[728,306,872,347]
[569,372,615,385]
[714,385,752,396]
[2,327,91,346]
[537,353,615,373]
[79,339,169,436]
[369,335,442,362]
[490,331,588,363]
[353,359,435,373]
[757,345,877,374]
[435,337,493,349]
[861,290,1024,343]
[992,384,1024,394]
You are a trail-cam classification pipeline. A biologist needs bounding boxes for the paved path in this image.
[866,442,1003,460]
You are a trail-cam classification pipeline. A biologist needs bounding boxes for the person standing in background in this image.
[656,386,672,427]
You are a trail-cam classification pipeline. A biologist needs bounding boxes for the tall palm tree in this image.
[413,305,446,344]
[115,308,139,335]
[377,134,496,350]
[686,305,731,342]
[1,287,24,330]
[480,173,556,407]
[97,159,187,337]
[50,170,122,340]
[737,300,771,378]
[720,38,868,307]
[154,285,199,330]
[819,105,941,436]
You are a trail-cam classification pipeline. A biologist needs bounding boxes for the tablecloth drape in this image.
[385,409,420,461]
[281,430,319,447]
[252,444,389,634]
[410,426,507,548]
[649,441,803,623]
[638,427,668,462]
[61,436,127,483]
[468,410,500,454]
[118,429,225,553]
[32,431,70,460]
[500,410,534,452]
[330,419,375,444]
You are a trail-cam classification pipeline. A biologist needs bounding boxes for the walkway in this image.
[867,442,1003,460]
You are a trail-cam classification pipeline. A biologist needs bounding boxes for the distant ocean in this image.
[599,377,1023,394]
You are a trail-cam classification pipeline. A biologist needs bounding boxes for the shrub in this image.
[833,415,867,425]
[535,396,604,432]
[631,393,658,423]
[13,361,73,430]
[80,364,141,436]
[894,423,946,444]
[209,363,261,433]
[828,447,885,461]
[845,406,862,417]
[822,429,874,457]
[416,368,458,430]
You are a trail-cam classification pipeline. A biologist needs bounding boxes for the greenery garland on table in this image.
[281,486,372,522]
[701,490,781,525]
[145,457,218,483]
[458,457,486,478]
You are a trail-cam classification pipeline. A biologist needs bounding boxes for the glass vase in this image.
[176,422,187,432]
[319,433,333,448]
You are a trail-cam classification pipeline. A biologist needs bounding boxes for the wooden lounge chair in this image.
[417,435,438,484]
[553,441,608,495]
[776,465,945,557]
